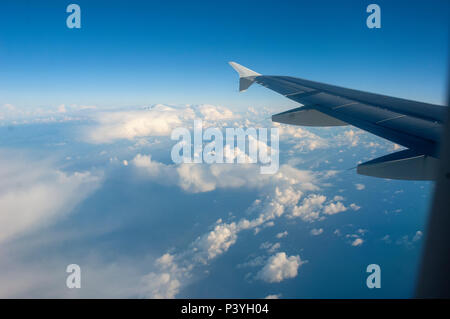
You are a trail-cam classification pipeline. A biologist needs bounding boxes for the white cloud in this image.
[84,105,192,143]
[133,155,262,193]
[338,129,361,147]
[290,194,326,221]
[275,124,328,151]
[196,222,238,260]
[355,183,365,191]
[289,194,348,221]
[323,201,347,215]
[276,231,288,239]
[257,252,305,283]
[139,253,191,299]
[132,154,175,179]
[413,230,423,242]
[197,104,236,121]
[82,104,241,144]
[140,272,180,299]
[0,152,101,244]
[351,238,364,246]
[310,228,324,236]
[132,153,319,195]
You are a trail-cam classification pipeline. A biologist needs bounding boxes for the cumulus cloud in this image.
[140,273,181,299]
[84,105,192,143]
[413,230,423,242]
[82,104,241,144]
[344,229,367,247]
[323,201,347,215]
[338,129,361,147]
[0,152,101,244]
[290,194,326,221]
[351,238,364,246]
[355,183,365,191]
[289,194,349,221]
[257,252,305,283]
[310,228,324,236]
[139,253,191,299]
[132,154,179,185]
[133,155,262,193]
[197,104,236,122]
[275,124,328,151]
[132,153,318,194]
[276,231,288,239]
[195,222,238,260]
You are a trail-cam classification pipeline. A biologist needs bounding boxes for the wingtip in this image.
[228,61,261,78]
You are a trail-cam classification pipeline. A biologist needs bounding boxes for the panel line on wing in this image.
[285,90,306,97]
[376,114,407,124]
[285,90,320,98]
[332,102,358,110]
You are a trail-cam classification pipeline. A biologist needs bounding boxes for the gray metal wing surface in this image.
[229,62,448,180]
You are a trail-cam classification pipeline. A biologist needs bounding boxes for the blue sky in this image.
[0,0,448,108]
[0,0,448,298]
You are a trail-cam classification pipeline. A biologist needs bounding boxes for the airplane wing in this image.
[229,62,448,180]
[416,87,450,298]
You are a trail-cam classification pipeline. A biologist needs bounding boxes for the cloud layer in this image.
[0,152,101,244]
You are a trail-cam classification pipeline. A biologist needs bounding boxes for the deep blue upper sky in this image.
[0,0,448,108]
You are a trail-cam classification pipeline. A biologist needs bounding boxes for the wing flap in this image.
[357,149,438,180]
[272,107,348,126]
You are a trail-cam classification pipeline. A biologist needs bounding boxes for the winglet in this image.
[229,62,261,92]
[229,62,261,78]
